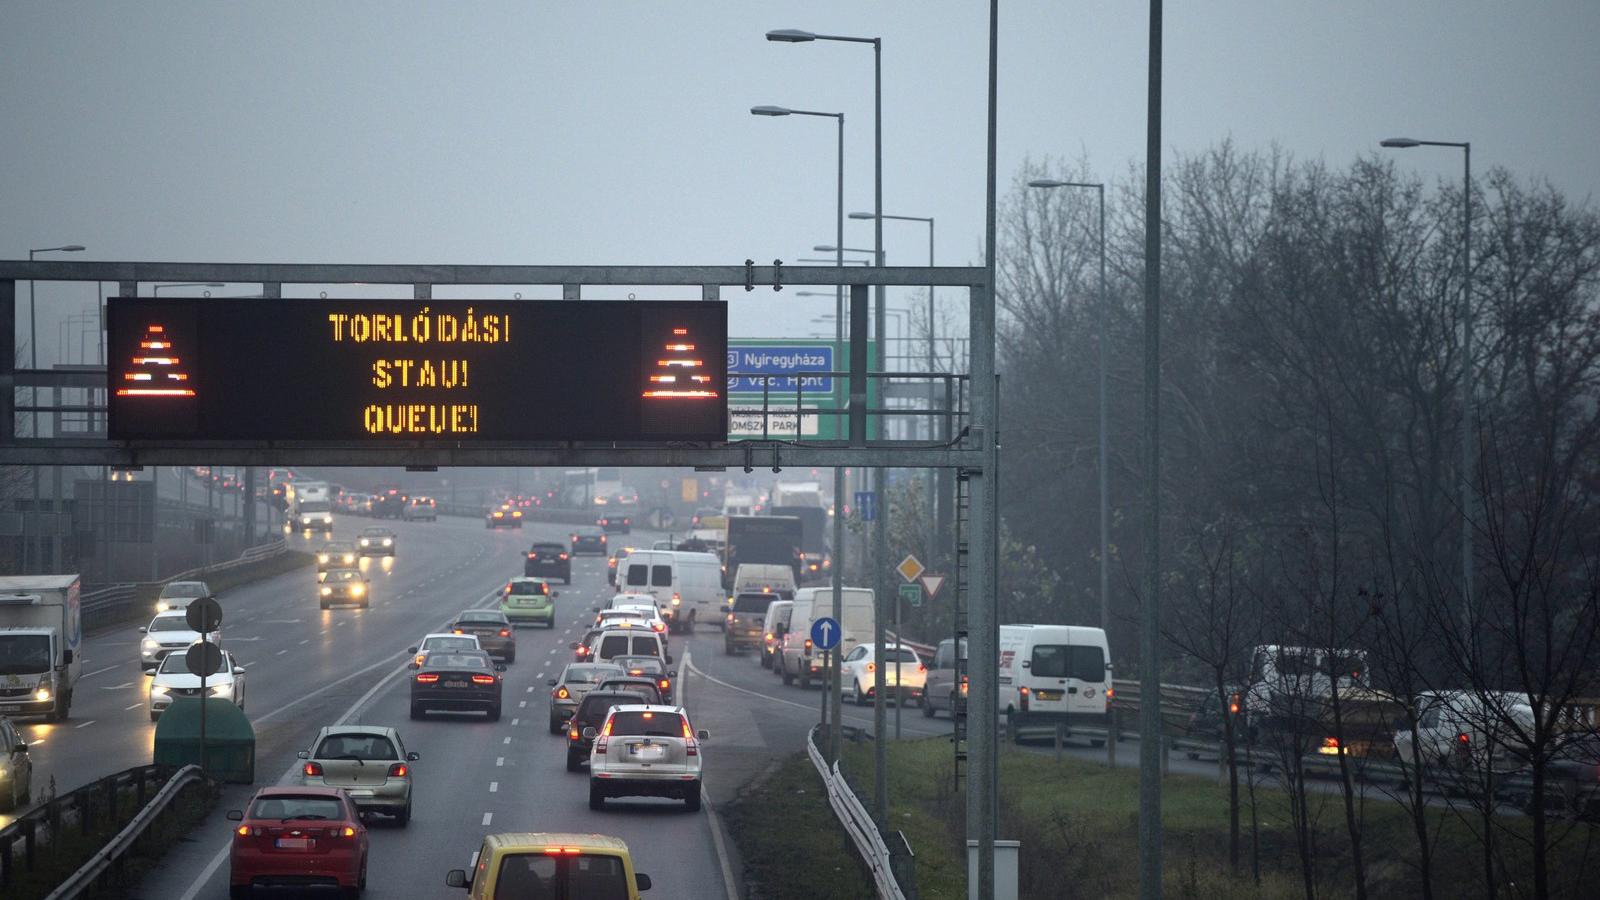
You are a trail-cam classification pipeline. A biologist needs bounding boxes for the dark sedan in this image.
[318,568,370,609]
[613,655,675,704]
[524,542,572,583]
[571,527,608,556]
[565,689,650,772]
[357,527,396,556]
[597,514,631,535]
[596,676,664,705]
[410,651,504,721]
[450,610,517,663]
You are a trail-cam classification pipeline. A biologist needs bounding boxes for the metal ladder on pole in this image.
[952,468,973,788]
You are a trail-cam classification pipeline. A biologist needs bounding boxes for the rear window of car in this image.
[457,612,504,625]
[424,653,490,670]
[608,710,688,737]
[733,594,776,614]
[530,544,565,553]
[315,733,397,761]
[617,657,664,675]
[249,795,346,821]
[423,637,478,652]
[565,665,623,684]
[599,635,630,658]
[629,636,661,656]
[508,581,549,596]
[598,680,663,701]
[576,694,640,726]
[1030,645,1105,682]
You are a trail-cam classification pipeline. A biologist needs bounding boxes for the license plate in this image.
[275,838,311,849]
[1035,690,1062,701]
[634,744,665,760]
[444,680,468,689]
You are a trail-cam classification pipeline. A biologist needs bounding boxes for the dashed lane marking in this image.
[125,702,142,711]
[481,812,493,826]
[518,701,526,708]
[489,782,499,793]
[496,757,504,767]
[101,682,135,690]
[74,720,95,729]
[81,664,121,679]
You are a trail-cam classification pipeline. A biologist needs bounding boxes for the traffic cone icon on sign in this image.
[116,324,196,397]
[643,326,718,400]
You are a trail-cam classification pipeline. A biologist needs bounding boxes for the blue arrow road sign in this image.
[855,490,877,522]
[810,616,841,651]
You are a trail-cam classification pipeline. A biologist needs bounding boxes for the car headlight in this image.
[318,555,330,563]
[321,586,333,596]
[151,685,171,696]
[35,687,52,702]
[360,539,370,546]
[143,639,160,651]
[351,584,365,596]
[343,555,354,563]
[382,538,393,546]
[210,683,232,696]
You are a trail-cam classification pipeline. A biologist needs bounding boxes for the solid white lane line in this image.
[481,812,493,826]
[81,664,122,679]
[489,782,499,793]
[679,649,739,900]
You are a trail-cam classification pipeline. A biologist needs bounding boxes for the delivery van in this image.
[615,550,723,634]
[998,624,1112,743]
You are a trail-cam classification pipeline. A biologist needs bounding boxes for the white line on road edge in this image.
[680,649,739,900]
[178,583,507,900]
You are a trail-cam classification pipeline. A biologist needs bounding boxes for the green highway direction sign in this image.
[898,582,923,609]
[727,339,879,441]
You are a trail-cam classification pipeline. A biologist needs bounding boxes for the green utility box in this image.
[153,698,256,783]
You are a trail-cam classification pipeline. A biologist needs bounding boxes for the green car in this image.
[499,577,557,628]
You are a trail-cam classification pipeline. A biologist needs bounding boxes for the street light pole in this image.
[1027,180,1110,634]
[752,103,847,767]
[26,244,86,574]
[1380,136,1473,620]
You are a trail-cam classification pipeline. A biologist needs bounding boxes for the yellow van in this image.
[446,832,653,899]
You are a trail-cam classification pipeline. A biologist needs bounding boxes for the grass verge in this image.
[836,737,1600,899]
[723,752,875,899]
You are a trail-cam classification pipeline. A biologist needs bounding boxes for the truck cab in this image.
[0,576,83,722]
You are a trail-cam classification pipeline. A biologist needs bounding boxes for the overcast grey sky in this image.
[4,2,1596,366]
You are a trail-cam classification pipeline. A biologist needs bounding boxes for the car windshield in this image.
[577,694,642,726]
[323,543,354,553]
[0,634,52,675]
[361,529,391,537]
[733,594,776,613]
[157,652,215,674]
[249,795,345,822]
[508,581,548,596]
[314,733,398,761]
[298,500,333,512]
[324,570,360,583]
[147,617,192,633]
[458,612,505,625]
[565,664,624,684]
[608,710,688,737]
[424,652,490,670]
[160,583,208,599]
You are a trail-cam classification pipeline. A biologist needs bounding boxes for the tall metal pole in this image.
[968,2,1001,898]
[1459,144,1473,624]
[1096,185,1110,634]
[869,31,891,832]
[1139,2,1166,899]
[831,112,846,768]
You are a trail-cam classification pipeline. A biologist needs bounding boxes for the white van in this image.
[776,586,875,688]
[759,599,794,669]
[732,564,797,599]
[998,624,1113,743]
[615,550,723,634]
[1393,690,1535,776]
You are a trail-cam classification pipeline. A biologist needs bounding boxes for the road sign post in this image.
[185,596,223,775]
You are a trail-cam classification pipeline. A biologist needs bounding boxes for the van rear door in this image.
[1026,640,1109,715]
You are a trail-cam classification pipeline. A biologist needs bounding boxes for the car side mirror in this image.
[636,873,653,892]
[138,627,148,634]
[407,647,418,654]
[63,649,73,664]
[547,678,558,686]
[15,742,28,754]
[407,751,420,761]
[495,664,507,673]
[297,749,310,759]
[582,726,598,740]
[592,606,601,613]
[233,667,245,676]
[226,810,243,821]
[569,642,580,650]
[668,670,678,678]
[552,591,560,598]
[445,869,470,889]
[696,730,710,741]
[665,654,674,664]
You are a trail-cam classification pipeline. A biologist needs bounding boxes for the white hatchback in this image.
[148,647,245,720]
[841,643,927,706]
[586,704,708,811]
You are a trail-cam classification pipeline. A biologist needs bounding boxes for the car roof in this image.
[609,703,685,715]
[151,609,192,621]
[316,724,397,739]
[482,833,630,854]
[457,610,509,620]
[360,526,393,533]
[421,632,478,642]
[252,785,347,799]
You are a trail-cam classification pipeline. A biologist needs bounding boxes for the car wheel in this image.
[395,800,411,828]
[1007,711,1024,745]
[0,778,16,813]
[922,696,937,718]
[505,650,516,663]
[854,681,869,706]
[782,665,795,686]
[410,704,425,720]
[566,749,583,773]
[150,711,160,722]
[685,786,702,813]
[320,601,329,610]
[589,783,605,810]
[550,718,566,735]
[487,705,502,722]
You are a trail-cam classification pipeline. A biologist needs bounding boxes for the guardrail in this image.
[42,765,206,900]
[806,725,911,900]
[78,537,288,629]
[0,764,205,895]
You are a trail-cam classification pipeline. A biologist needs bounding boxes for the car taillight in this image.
[452,629,464,634]
[726,612,735,622]
[415,673,440,683]
[866,662,876,673]
[339,826,357,838]
[659,679,670,690]
[1106,687,1114,699]
[1020,686,1030,711]
[568,726,580,741]
[624,519,630,525]
[919,664,927,673]
[765,632,774,642]
[595,736,608,754]
[388,763,408,777]
[499,629,511,637]
[528,553,536,559]
[560,553,569,560]
[804,639,813,653]
[303,761,324,776]
[576,647,590,658]
[653,623,665,632]
[471,674,496,685]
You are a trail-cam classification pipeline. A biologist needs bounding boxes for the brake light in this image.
[576,646,590,658]
[919,664,927,673]
[303,761,324,777]
[765,632,774,642]
[595,735,608,755]
[568,727,580,741]
[499,629,511,637]
[804,639,813,651]
[543,847,583,855]
[727,612,735,622]
[659,679,670,690]
[560,553,569,560]
[452,629,464,635]
[388,763,408,777]
[528,553,536,559]
[1020,686,1030,711]
[652,623,665,632]
[1106,687,1114,699]
[471,674,496,685]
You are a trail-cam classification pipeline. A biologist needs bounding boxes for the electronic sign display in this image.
[106,298,727,442]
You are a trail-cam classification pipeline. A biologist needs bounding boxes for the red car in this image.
[227,786,368,898]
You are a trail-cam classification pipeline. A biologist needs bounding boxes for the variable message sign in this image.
[107,298,727,442]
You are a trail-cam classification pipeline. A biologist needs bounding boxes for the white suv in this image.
[586,704,708,811]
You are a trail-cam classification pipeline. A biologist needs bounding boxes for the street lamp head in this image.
[750,105,792,117]
[848,212,877,220]
[60,245,86,252]
[1027,179,1068,189]
[766,28,816,43]
[1380,137,1422,149]
[813,245,839,252]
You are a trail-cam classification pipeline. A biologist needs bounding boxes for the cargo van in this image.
[776,586,874,688]
[998,624,1112,743]
[615,550,723,634]
[759,599,794,669]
